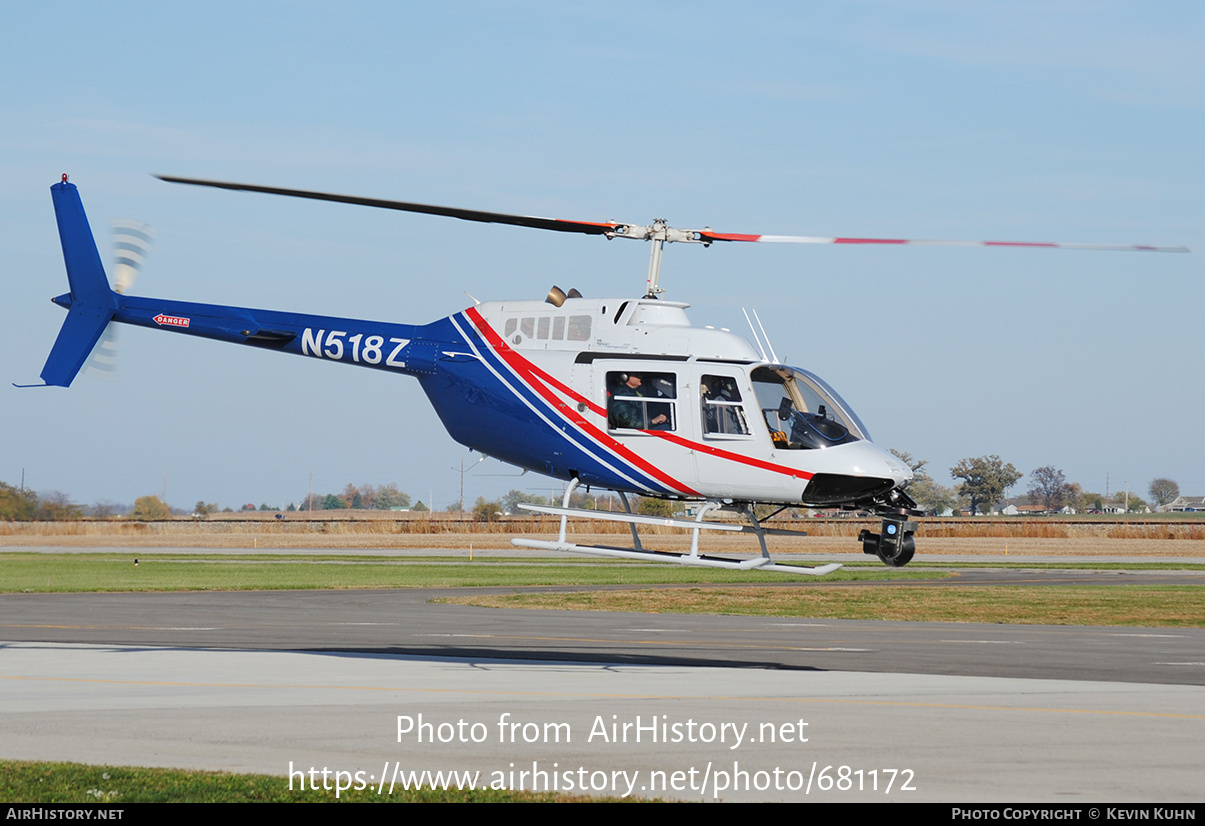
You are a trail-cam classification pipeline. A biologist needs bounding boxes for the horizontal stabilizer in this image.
[40,308,114,387]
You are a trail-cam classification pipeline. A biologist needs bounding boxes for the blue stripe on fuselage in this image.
[415,313,675,494]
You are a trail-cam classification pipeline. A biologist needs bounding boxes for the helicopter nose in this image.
[880,447,913,486]
[827,442,912,486]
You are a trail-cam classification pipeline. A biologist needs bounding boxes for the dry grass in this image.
[1,515,1203,556]
[441,585,1205,627]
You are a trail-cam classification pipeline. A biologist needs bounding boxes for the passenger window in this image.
[701,375,750,437]
[607,372,677,432]
[567,315,591,341]
[504,318,517,337]
[537,316,550,339]
[552,316,565,340]
[520,317,535,338]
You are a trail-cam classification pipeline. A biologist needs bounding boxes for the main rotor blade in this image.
[697,230,1189,253]
[155,175,620,237]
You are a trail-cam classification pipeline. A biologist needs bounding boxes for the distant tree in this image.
[36,490,82,521]
[258,503,276,512]
[373,483,411,510]
[322,494,346,510]
[351,491,363,509]
[473,496,503,522]
[445,502,463,513]
[636,496,675,517]
[88,501,120,519]
[1027,466,1070,512]
[411,500,428,512]
[342,484,360,508]
[0,482,38,521]
[1113,491,1149,513]
[950,455,1021,515]
[285,502,297,512]
[568,490,596,509]
[501,489,545,514]
[909,476,956,515]
[1149,478,1180,508]
[1063,482,1084,513]
[889,449,929,492]
[130,495,171,521]
[358,484,376,509]
[240,503,256,512]
[593,494,621,512]
[193,501,220,517]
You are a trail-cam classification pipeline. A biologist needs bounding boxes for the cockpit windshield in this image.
[750,365,871,449]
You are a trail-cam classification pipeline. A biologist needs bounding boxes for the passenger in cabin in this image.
[608,373,671,430]
[701,375,750,436]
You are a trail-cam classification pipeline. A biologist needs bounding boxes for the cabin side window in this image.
[503,314,581,345]
[567,315,591,341]
[607,371,677,432]
[701,375,751,437]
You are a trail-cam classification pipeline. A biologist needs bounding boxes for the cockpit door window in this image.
[701,374,751,438]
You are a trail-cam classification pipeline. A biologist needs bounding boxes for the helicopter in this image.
[29,175,1188,575]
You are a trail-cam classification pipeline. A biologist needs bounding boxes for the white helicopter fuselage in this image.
[455,294,912,507]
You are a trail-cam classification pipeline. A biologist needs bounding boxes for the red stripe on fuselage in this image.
[650,431,814,482]
[463,308,698,495]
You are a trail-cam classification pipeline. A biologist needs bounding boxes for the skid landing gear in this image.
[859,515,918,567]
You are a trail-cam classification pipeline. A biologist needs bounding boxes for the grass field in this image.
[0,759,635,803]
[437,584,1205,627]
[0,551,947,592]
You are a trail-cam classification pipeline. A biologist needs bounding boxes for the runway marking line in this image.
[2,674,1203,720]
[5,626,1188,654]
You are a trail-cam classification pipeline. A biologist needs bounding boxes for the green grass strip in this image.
[0,553,946,592]
[0,759,637,803]
[440,585,1205,627]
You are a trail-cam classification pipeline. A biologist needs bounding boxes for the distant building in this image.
[1002,504,1052,516]
[1163,496,1205,513]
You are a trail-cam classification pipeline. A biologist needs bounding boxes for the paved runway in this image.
[2,579,1204,802]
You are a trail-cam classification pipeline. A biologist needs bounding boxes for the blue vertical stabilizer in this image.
[39,180,118,387]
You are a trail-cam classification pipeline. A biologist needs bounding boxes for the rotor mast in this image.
[602,218,714,299]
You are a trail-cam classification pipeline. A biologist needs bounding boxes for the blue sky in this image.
[2,1,1202,511]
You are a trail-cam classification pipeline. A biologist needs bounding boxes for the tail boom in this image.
[35,178,440,386]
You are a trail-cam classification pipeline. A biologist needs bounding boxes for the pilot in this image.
[701,377,744,435]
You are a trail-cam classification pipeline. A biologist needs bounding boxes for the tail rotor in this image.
[85,220,153,379]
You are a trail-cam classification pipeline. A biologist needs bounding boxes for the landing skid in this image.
[514,482,842,576]
[512,537,841,575]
